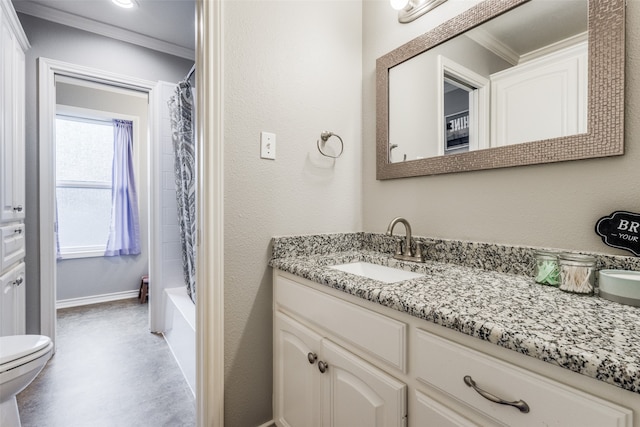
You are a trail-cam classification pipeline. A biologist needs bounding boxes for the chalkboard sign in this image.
[595,211,640,256]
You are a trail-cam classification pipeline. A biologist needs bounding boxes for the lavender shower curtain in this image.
[168,81,197,303]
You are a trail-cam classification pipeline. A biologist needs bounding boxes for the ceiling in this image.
[467,0,588,65]
[10,0,586,65]
[12,0,195,60]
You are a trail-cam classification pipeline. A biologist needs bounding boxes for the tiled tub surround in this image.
[269,233,640,395]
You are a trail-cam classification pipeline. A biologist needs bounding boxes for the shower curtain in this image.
[168,81,196,303]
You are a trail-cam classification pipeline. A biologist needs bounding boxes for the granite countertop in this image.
[269,246,640,395]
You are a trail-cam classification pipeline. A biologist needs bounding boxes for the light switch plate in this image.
[260,132,276,160]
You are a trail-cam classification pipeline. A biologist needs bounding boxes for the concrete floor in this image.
[16,299,196,427]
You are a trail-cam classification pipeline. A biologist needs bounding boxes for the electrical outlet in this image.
[260,132,276,160]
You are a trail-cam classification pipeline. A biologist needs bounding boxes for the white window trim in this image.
[58,246,107,260]
[57,180,111,189]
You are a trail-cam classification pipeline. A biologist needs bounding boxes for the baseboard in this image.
[56,290,139,309]
[256,421,275,427]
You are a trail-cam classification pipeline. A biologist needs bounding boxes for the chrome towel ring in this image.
[317,131,344,158]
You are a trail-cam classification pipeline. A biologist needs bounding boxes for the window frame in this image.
[54,105,139,260]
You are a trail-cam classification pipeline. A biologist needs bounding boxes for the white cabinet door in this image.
[0,10,25,223]
[0,261,25,336]
[274,312,323,427]
[321,339,407,427]
[490,41,587,147]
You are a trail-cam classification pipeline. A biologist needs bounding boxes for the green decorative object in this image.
[534,251,560,286]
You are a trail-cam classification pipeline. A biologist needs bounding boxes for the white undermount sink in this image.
[329,262,423,284]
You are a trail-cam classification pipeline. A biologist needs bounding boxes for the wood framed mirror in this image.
[376,0,625,179]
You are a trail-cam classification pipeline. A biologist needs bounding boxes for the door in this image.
[0,12,25,223]
[321,339,407,427]
[0,262,25,335]
[274,312,323,427]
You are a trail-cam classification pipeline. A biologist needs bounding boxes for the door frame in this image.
[196,0,225,425]
[37,57,157,344]
[38,1,225,424]
[437,55,490,155]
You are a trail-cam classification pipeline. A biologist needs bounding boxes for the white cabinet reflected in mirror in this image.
[377,0,625,179]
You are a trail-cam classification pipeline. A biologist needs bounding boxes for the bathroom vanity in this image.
[270,234,640,427]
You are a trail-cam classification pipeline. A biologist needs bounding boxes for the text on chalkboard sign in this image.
[595,211,640,256]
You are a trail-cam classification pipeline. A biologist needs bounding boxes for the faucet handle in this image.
[415,241,425,261]
[394,238,404,256]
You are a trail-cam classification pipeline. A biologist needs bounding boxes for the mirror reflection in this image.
[388,0,588,163]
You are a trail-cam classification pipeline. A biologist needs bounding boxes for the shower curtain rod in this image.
[185,64,195,81]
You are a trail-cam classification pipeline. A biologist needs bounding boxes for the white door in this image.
[321,339,407,427]
[274,312,323,427]
[0,13,25,224]
[0,262,25,336]
[490,42,587,147]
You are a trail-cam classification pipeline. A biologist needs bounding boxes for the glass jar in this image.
[533,250,560,286]
[558,253,597,295]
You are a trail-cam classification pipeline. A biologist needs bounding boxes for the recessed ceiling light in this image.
[112,0,137,9]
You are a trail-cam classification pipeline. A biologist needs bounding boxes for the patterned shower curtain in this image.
[168,81,196,303]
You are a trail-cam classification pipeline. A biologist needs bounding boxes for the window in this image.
[55,114,114,258]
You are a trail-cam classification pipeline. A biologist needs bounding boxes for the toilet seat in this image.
[0,335,53,372]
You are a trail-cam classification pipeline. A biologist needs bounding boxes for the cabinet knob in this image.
[13,205,23,212]
[14,228,23,234]
[307,352,318,364]
[463,375,530,413]
[318,361,329,374]
[14,277,24,286]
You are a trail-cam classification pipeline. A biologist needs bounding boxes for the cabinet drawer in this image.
[413,390,477,427]
[275,273,406,371]
[1,223,25,271]
[414,329,632,426]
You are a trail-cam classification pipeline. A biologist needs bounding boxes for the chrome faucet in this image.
[386,217,425,263]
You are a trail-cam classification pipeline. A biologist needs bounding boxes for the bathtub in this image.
[163,287,195,396]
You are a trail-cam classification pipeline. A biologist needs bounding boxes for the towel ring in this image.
[317,131,344,158]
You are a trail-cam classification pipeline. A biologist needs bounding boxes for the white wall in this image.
[55,81,150,302]
[389,35,509,160]
[223,1,363,425]
[362,0,640,254]
[18,13,192,333]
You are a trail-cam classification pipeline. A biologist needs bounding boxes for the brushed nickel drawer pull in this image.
[463,375,530,413]
[318,361,329,374]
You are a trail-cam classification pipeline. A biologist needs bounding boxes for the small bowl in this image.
[598,270,640,307]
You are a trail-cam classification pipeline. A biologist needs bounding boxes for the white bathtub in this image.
[163,287,195,396]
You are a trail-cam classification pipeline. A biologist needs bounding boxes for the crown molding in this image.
[13,1,194,60]
[465,27,520,66]
[519,31,588,64]
[2,0,30,49]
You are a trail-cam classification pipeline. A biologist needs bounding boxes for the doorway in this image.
[53,77,150,309]
[437,55,490,155]
[37,58,157,346]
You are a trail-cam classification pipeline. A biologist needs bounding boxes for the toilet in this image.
[0,335,53,427]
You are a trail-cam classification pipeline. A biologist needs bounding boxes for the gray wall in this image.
[362,0,640,254]
[18,13,192,332]
[55,81,150,302]
[223,1,363,425]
